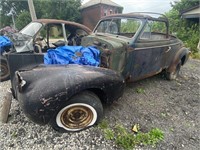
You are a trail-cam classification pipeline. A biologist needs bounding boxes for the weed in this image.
[170,128,174,132]
[115,124,127,135]
[148,128,164,145]
[136,87,145,94]
[100,122,164,149]
[115,133,136,149]
[161,112,167,118]
[104,129,115,140]
[11,131,18,138]
[191,52,200,60]
[98,119,109,129]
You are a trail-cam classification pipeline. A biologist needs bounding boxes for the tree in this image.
[0,0,29,28]
[171,0,199,12]
[34,0,82,22]
[165,0,199,58]
[0,0,82,29]
[15,11,31,30]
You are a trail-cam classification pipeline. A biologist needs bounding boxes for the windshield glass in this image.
[95,18,141,38]
[20,22,42,37]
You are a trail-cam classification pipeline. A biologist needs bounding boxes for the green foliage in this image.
[165,0,199,58]
[15,11,31,30]
[104,129,115,140]
[121,20,140,33]
[114,126,164,149]
[0,0,29,28]
[0,0,82,29]
[151,21,166,33]
[148,128,164,144]
[35,0,81,21]
[171,0,199,12]
[176,24,199,54]
[11,131,18,138]
[191,52,200,59]
[136,87,145,94]
[98,119,109,129]
[165,9,180,33]
[100,122,164,149]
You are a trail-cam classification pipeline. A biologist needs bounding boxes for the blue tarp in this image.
[44,46,100,66]
[0,36,12,54]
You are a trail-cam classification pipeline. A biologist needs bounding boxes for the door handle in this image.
[165,46,171,53]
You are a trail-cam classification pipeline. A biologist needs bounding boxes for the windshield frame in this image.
[93,17,142,39]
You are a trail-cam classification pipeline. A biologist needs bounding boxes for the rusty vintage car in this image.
[0,19,91,81]
[4,13,189,132]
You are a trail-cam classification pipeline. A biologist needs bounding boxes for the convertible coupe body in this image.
[6,13,189,132]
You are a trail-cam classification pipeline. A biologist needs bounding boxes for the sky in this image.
[82,0,178,14]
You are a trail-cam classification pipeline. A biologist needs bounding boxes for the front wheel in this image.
[51,91,103,132]
[166,61,181,80]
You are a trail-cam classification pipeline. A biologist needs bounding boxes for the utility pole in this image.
[28,0,37,21]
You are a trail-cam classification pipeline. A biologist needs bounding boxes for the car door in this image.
[128,19,170,81]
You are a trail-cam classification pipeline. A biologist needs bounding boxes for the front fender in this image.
[167,47,190,73]
[15,64,125,125]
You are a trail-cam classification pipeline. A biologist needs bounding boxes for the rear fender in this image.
[167,47,190,73]
[15,65,125,125]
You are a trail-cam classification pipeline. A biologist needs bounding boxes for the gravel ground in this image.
[0,59,199,150]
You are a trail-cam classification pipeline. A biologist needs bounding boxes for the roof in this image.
[101,12,168,22]
[181,5,200,18]
[34,19,92,33]
[81,0,123,9]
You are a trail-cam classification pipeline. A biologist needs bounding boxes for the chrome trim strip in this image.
[133,41,181,51]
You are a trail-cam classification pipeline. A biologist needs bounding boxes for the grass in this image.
[98,119,109,129]
[191,52,200,60]
[136,87,145,94]
[104,129,115,140]
[11,131,18,138]
[98,120,164,149]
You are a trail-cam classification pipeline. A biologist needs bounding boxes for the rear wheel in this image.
[51,91,103,132]
[166,61,181,80]
[0,59,10,82]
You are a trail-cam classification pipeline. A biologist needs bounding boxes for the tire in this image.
[51,91,103,132]
[166,61,181,80]
[0,59,10,82]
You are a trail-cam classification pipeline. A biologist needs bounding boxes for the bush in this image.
[176,24,199,54]
[165,2,199,59]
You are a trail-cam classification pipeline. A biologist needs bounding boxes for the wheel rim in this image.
[0,63,9,79]
[56,103,97,131]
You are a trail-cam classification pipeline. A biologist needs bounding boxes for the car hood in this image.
[81,33,130,74]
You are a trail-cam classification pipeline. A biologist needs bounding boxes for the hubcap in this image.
[60,105,94,129]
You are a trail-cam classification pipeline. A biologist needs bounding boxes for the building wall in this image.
[100,5,119,16]
[81,5,101,30]
[81,4,122,30]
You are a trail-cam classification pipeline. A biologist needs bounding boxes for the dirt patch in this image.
[104,59,200,149]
